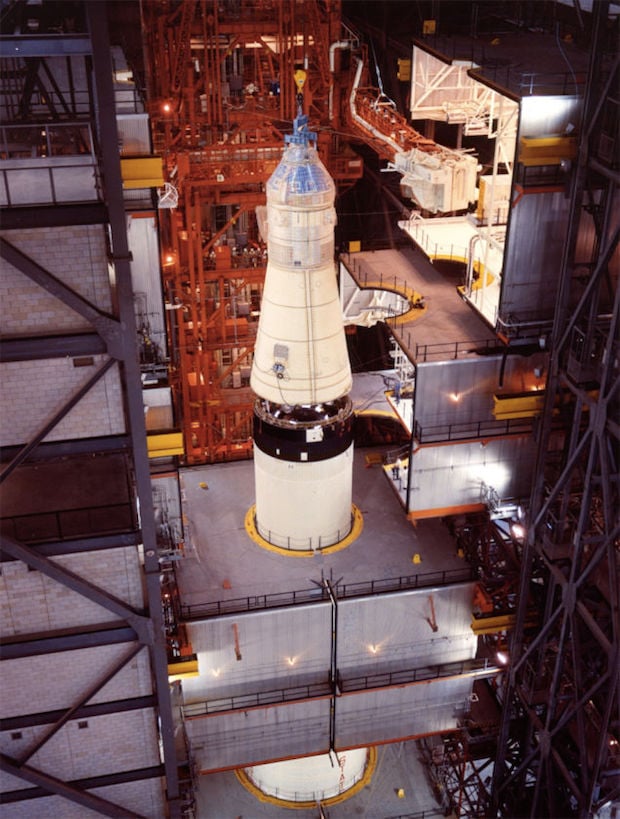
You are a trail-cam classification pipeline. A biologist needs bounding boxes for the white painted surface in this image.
[254,445,353,549]
[245,748,368,802]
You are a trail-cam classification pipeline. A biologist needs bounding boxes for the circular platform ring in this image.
[235,747,377,809]
[245,503,363,557]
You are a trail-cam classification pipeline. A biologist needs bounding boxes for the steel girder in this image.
[0,765,165,807]
[0,203,108,230]
[0,35,92,58]
[0,533,153,641]
[0,754,146,818]
[0,694,157,731]
[0,435,132,464]
[15,644,144,764]
[0,332,107,362]
[86,4,181,813]
[0,3,181,815]
[0,357,117,485]
[141,0,352,465]
[437,735,494,818]
[0,237,124,354]
[0,532,141,561]
[491,4,620,817]
[0,625,138,659]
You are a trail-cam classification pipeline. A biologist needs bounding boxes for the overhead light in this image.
[510,522,526,540]
[450,392,460,402]
[496,651,509,666]
[286,656,297,666]
[368,644,379,654]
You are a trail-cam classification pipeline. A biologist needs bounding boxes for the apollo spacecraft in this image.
[250,113,354,551]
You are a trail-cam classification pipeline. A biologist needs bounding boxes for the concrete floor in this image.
[174,259,479,816]
[172,243,492,816]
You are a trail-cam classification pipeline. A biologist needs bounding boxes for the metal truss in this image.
[0,2,181,816]
[492,3,619,816]
[140,0,361,464]
[437,734,493,818]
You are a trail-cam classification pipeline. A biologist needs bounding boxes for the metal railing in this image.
[179,566,476,620]
[255,525,351,552]
[414,416,535,444]
[384,810,446,819]
[0,121,94,159]
[0,158,100,207]
[0,502,136,544]
[342,253,419,302]
[413,338,501,362]
[245,762,367,804]
[341,253,502,361]
[396,223,469,267]
[183,680,332,716]
[423,39,586,96]
[182,658,497,717]
[340,657,498,694]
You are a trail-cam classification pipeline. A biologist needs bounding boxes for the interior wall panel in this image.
[187,698,331,772]
[184,606,333,701]
[0,226,112,335]
[409,436,537,512]
[414,354,547,430]
[338,584,477,675]
[335,676,475,747]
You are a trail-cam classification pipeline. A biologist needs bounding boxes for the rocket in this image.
[250,111,354,551]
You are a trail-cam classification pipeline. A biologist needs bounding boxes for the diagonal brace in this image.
[0,237,123,356]
[0,534,153,645]
[0,357,115,485]
[18,643,143,764]
[0,753,145,819]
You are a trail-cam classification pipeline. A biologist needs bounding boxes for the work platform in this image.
[340,245,498,359]
[175,445,484,816]
[177,447,465,612]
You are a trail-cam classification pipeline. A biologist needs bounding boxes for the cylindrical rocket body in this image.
[250,120,353,550]
[250,140,352,404]
[253,446,353,549]
[253,398,354,549]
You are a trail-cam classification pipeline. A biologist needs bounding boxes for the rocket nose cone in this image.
[268,143,334,205]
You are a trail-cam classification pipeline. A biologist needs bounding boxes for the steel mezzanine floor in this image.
[176,425,464,818]
[177,446,464,612]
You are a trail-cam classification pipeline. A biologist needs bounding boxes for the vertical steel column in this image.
[323,579,339,753]
[491,3,619,816]
[405,373,417,514]
[86,3,181,815]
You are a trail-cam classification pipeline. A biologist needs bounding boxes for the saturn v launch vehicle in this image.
[250,112,354,551]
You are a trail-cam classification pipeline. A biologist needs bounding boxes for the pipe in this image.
[349,58,404,156]
[465,233,481,297]
[328,40,351,122]
[329,40,350,73]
